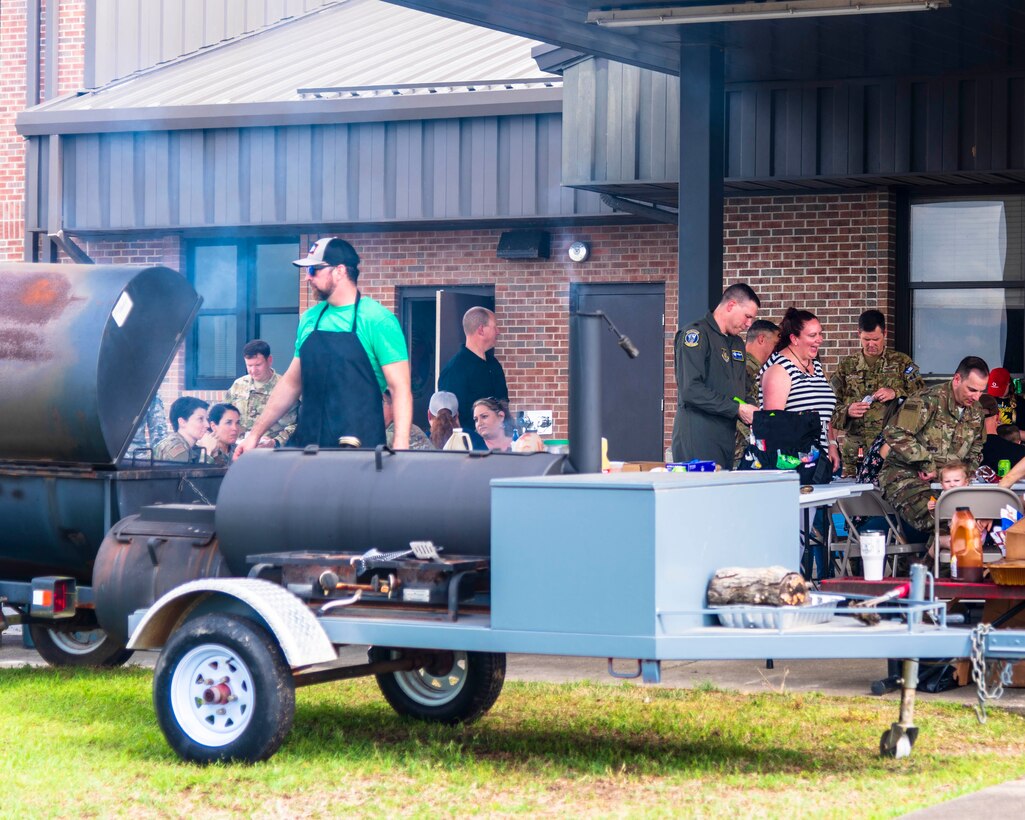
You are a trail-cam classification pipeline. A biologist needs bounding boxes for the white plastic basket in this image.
[711,592,844,629]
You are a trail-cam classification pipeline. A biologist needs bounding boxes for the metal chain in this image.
[969,623,1014,723]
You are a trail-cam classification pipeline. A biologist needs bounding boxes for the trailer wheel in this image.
[369,647,505,724]
[153,614,294,764]
[28,622,133,668]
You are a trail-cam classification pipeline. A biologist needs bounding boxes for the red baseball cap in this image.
[988,367,1011,397]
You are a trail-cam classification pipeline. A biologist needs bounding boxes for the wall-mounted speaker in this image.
[496,229,551,259]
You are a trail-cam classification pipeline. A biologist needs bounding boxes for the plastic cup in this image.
[860,531,886,581]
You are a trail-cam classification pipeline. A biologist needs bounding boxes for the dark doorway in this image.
[399,286,494,430]
[571,283,665,462]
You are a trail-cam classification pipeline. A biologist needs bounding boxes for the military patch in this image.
[683,329,700,347]
[721,348,730,362]
[904,365,917,375]
[732,350,744,361]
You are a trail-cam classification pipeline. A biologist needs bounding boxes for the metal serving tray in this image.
[710,592,845,629]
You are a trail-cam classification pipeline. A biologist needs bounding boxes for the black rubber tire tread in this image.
[28,622,134,668]
[369,646,505,725]
[153,613,295,764]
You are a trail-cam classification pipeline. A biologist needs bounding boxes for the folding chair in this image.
[933,485,1024,578]
[833,490,928,577]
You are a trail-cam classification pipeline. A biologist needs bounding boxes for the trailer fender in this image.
[127,578,336,668]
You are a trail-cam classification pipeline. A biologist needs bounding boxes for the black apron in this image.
[289,293,386,448]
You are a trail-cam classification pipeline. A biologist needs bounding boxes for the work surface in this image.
[823,577,1025,600]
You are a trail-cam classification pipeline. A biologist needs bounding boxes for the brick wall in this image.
[0,0,87,262]
[66,188,896,452]
[723,190,898,372]
[0,1,29,260]
[314,225,680,444]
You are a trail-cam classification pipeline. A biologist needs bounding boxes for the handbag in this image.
[738,409,832,485]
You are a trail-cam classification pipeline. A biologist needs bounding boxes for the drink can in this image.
[998,458,1011,477]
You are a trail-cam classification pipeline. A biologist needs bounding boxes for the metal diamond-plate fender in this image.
[127,578,337,669]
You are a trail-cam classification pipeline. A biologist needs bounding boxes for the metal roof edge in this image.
[60,213,639,238]
[15,87,565,136]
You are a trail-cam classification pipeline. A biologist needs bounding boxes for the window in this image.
[187,238,301,390]
[909,196,1025,376]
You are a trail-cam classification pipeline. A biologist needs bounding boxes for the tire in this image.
[28,621,134,668]
[153,614,295,764]
[369,646,505,725]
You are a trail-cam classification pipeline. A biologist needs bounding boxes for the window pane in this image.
[197,315,238,379]
[255,242,300,308]
[912,288,1024,375]
[194,245,238,308]
[258,313,298,374]
[910,198,1023,283]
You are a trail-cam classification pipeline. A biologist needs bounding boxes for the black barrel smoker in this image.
[92,313,616,645]
[0,264,226,664]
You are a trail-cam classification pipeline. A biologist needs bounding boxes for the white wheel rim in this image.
[169,644,255,747]
[46,628,107,656]
[393,651,468,706]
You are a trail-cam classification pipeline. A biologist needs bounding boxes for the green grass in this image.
[1,664,1024,818]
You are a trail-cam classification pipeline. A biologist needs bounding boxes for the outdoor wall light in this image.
[587,0,949,27]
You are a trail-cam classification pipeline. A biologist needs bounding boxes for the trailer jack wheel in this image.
[879,724,918,759]
[153,614,295,764]
[369,646,505,725]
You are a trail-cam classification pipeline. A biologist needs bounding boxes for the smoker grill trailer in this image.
[0,263,224,666]
[3,265,1025,766]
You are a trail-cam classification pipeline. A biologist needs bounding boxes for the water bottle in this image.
[664,446,673,464]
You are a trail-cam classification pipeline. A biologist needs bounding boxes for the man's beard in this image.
[312,282,334,302]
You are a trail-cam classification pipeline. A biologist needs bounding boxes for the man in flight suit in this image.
[879,356,989,535]
[830,309,925,476]
[671,283,760,469]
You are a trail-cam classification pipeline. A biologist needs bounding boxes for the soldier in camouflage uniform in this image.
[226,340,298,448]
[734,319,779,464]
[153,396,219,463]
[830,310,925,476]
[878,356,989,534]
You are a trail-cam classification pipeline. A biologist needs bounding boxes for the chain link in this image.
[969,623,1013,723]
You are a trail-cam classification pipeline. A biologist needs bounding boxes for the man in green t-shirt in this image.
[235,237,411,455]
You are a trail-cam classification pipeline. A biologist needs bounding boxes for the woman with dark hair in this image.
[208,402,242,466]
[472,397,515,452]
[760,307,841,473]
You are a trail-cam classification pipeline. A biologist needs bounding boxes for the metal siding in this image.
[1010,78,1025,170]
[59,114,607,231]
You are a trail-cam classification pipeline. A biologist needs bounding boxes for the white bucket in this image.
[861,531,886,581]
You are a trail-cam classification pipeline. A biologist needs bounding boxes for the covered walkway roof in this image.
[384,1,1025,81]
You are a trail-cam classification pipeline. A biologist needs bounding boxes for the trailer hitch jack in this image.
[879,564,927,759]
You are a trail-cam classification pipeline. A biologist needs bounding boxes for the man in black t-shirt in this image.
[979,394,1025,472]
[438,307,508,450]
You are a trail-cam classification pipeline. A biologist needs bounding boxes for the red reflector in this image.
[52,582,68,613]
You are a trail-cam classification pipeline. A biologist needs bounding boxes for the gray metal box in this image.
[491,471,799,635]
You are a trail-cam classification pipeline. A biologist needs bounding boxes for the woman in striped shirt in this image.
[760,307,841,474]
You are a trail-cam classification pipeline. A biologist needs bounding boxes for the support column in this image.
[678,37,725,322]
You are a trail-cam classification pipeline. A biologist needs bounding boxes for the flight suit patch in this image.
[732,350,744,361]
[684,329,700,347]
[721,348,729,362]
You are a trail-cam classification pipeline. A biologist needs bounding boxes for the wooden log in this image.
[706,566,809,607]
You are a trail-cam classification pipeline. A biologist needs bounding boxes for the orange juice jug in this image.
[950,506,983,582]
